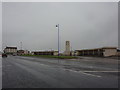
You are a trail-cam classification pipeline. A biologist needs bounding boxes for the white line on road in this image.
[81,72,101,77]
[31,63,103,78]
[63,69,102,77]
[83,71,120,72]
[63,69,120,77]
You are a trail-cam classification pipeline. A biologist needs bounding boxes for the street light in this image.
[56,24,60,56]
[20,42,22,50]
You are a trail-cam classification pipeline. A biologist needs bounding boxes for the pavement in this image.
[2,55,119,88]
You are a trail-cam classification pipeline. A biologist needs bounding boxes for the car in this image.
[13,53,17,56]
[2,53,7,57]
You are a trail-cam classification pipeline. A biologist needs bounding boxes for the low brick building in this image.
[75,47,117,57]
[31,51,58,56]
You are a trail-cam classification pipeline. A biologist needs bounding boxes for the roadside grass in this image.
[21,54,78,59]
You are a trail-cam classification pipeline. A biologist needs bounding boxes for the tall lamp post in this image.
[20,42,22,50]
[56,24,60,56]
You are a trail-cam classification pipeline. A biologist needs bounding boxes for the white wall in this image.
[53,52,58,56]
[103,49,117,57]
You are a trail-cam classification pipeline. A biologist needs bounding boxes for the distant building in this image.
[4,47,17,55]
[31,51,58,56]
[17,50,30,55]
[17,50,24,55]
[75,47,117,57]
[116,49,120,56]
[64,41,70,56]
[24,50,30,55]
[70,51,75,56]
[53,51,59,56]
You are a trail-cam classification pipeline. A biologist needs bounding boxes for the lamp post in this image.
[56,24,60,56]
[20,42,22,50]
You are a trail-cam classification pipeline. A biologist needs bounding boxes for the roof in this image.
[101,47,117,49]
[5,47,17,49]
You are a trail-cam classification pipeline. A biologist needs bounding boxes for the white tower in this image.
[65,41,70,56]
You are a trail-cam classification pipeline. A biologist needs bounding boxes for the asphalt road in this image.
[2,56,119,88]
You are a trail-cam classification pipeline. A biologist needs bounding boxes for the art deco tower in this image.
[65,41,70,56]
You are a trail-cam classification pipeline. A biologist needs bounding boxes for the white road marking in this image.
[63,69,120,77]
[10,60,120,77]
[81,72,101,77]
[10,56,119,78]
[63,69,102,77]
[64,69,120,77]
[82,71,120,72]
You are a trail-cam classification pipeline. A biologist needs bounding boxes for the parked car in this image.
[13,53,17,56]
[2,53,7,57]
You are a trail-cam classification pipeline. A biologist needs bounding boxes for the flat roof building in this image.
[75,47,117,57]
[31,51,58,56]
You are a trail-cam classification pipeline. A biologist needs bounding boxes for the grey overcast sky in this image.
[2,2,118,52]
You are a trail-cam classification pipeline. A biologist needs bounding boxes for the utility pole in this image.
[56,24,60,56]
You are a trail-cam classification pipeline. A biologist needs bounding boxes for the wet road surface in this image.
[2,56,119,88]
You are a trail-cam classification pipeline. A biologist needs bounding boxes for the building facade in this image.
[75,47,117,57]
[24,50,30,55]
[4,47,17,55]
[17,50,24,55]
[17,50,30,55]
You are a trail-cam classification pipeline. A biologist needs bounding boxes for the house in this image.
[4,47,17,55]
